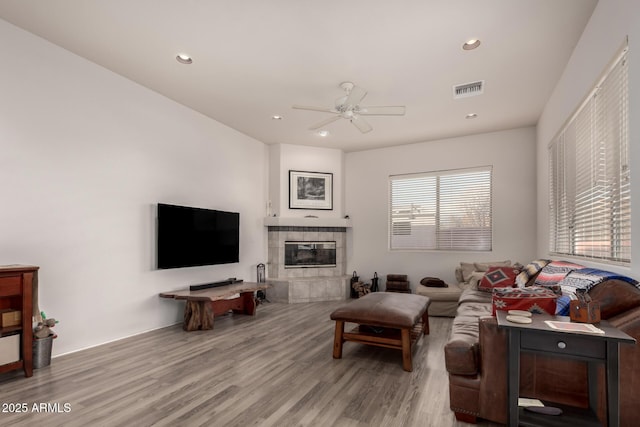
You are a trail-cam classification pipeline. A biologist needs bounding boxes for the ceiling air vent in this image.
[453,80,484,99]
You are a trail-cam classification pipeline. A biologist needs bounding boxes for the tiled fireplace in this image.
[267,226,349,303]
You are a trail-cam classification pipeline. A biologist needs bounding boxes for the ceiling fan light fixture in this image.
[462,39,481,50]
[293,82,405,134]
[272,115,283,120]
[317,130,329,137]
[466,113,478,119]
[176,53,193,64]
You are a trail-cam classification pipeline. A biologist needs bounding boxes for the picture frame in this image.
[289,170,333,210]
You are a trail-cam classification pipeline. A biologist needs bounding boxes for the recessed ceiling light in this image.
[466,113,478,119]
[176,53,193,64]
[317,130,329,137]
[272,115,283,120]
[462,39,481,50]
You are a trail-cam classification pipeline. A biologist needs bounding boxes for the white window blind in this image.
[549,47,630,263]
[389,166,492,251]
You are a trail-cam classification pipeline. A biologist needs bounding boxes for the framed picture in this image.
[289,170,333,210]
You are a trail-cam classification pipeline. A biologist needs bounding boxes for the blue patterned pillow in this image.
[555,295,571,315]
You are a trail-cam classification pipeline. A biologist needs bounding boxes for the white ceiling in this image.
[0,0,598,152]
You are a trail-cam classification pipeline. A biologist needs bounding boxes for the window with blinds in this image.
[549,47,630,264]
[389,166,492,251]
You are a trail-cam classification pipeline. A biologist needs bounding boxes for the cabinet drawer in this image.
[0,276,22,297]
[521,331,606,359]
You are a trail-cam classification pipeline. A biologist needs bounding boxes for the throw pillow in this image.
[473,260,512,272]
[514,259,551,287]
[492,286,558,315]
[535,261,585,287]
[459,262,477,283]
[468,271,486,290]
[478,266,521,293]
[555,295,571,316]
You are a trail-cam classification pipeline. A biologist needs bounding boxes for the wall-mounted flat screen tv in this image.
[157,203,239,269]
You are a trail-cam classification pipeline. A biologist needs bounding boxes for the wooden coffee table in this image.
[160,282,270,331]
[330,292,430,371]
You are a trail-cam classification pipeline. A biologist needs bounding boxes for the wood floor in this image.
[0,300,501,427]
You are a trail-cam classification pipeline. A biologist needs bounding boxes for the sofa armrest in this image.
[589,279,640,319]
[445,337,478,376]
[477,316,508,424]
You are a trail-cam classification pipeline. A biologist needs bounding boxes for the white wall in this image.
[345,127,537,287]
[0,19,267,356]
[537,0,640,276]
[269,143,345,218]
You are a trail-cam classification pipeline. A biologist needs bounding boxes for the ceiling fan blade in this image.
[344,85,367,106]
[309,115,341,130]
[359,106,406,116]
[292,105,335,113]
[350,116,372,133]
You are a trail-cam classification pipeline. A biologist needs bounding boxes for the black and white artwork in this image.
[289,170,333,210]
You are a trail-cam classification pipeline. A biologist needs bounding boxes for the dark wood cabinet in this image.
[0,265,38,377]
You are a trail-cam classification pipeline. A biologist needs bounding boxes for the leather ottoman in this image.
[330,292,430,371]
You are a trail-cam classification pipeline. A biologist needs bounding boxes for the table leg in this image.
[241,291,257,315]
[401,328,412,372]
[422,311,430,335]
[183,300,214,331]
[333,321,344,359]
[606,341,620,427]
[507,330,520,427]
[587,360,598,415]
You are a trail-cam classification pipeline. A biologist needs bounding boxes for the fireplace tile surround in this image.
[267,226,349,303]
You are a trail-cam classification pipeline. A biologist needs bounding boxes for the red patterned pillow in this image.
[492,286,557,315]
[478,266,521,293]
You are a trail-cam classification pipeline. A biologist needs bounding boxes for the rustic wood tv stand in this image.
[160,282,270,331]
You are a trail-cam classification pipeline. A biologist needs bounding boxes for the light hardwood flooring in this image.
[0,300,500,427]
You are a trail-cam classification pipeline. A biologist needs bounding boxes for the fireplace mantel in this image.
[263,216,352,228]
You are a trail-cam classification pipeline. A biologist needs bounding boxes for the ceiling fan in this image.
[292,82,406,134]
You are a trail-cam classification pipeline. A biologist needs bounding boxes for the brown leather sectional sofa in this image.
[443,270,640,425]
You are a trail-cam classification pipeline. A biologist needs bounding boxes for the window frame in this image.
[548,46,630,264]
[388,165,493,252]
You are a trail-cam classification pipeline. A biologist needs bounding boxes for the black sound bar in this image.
[190,278,243,291]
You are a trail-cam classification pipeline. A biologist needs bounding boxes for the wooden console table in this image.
[497,311,635,427]
[159,282,270,331]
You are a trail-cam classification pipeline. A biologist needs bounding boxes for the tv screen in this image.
[157,203,239,269]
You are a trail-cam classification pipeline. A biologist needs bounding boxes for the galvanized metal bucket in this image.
[32,334,56,369]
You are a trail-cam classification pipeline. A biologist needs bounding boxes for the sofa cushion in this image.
[515,259,550,287]
[416,283,462,301]
[492,286,557,315]
[478,266,521,293]
[464,271,487,290]
[473,260,511,272]
[534,261,584,287]
[460,262,477,283]
[458,289,493,305]
[459,260,511,283]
